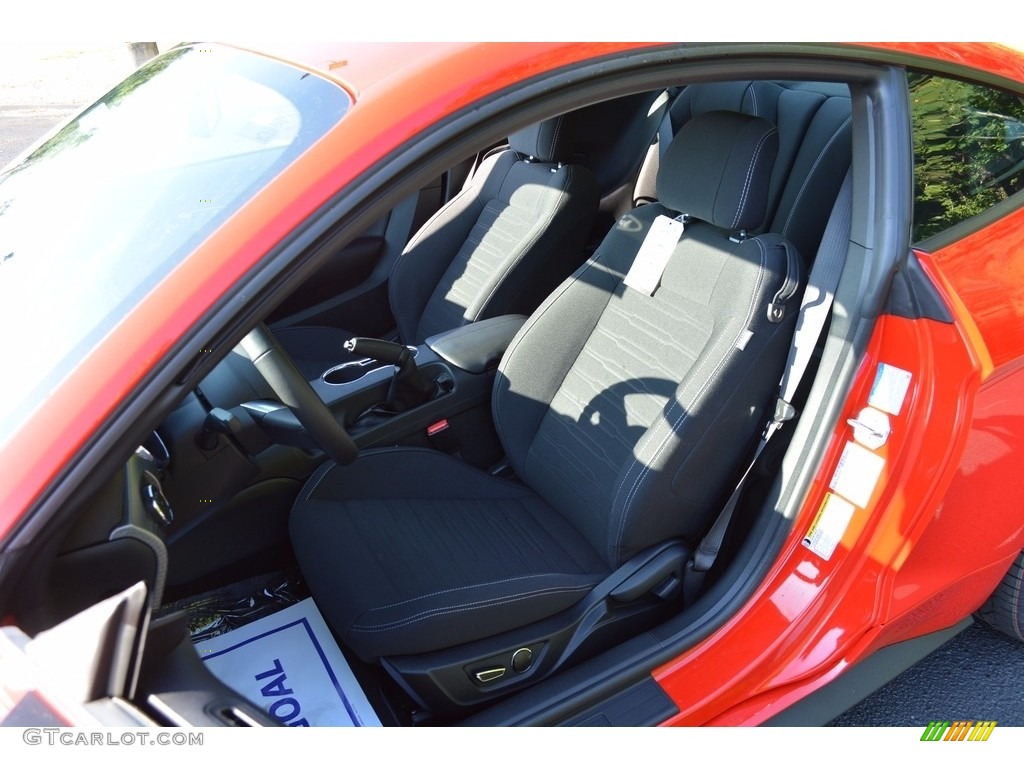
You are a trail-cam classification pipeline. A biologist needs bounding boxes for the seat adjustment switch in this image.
[474,667,506,684]
[511,647,534,673]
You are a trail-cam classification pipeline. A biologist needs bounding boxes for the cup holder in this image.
[319,348,415,387]
[321,346,418,385]
[322,358,384,385]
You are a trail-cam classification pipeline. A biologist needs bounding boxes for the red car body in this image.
[1,41,1023,727]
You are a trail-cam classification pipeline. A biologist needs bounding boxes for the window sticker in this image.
[803,492,856,560]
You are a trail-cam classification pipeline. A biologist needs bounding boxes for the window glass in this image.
[909,71,1024,242]
[0,44,349,436]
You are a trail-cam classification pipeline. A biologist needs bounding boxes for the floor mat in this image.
[157,569,309,643]
[194,597,381,727]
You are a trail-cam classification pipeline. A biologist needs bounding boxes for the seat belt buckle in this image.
[427,419,462,455]
[761,398,797,442]
[773,398,797,426]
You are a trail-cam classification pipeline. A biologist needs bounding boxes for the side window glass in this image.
[909,71,1024,242]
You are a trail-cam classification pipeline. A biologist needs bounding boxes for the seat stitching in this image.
[781,114,852,237]
[732,128,777,230]
[301,461,339,502]
[472,165,573,320]
[390,155,513,339]
[362,572,598,613]
[298,447,537,505]
[613,237,767,559]
[493,239,618,452]
[349,584,595,633]
[610,237,767,563]
[547,115,564,161]
[608,234,763,521]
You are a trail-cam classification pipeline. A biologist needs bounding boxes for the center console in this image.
[236,314,527,459]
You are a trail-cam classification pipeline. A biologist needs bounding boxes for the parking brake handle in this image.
[344,337,438,412]
[344,337,409,366]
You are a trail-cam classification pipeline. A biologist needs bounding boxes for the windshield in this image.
[0,44,349,436]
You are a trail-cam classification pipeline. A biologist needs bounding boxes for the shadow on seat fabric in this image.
[274,115,600,380]
[289,110,804,706]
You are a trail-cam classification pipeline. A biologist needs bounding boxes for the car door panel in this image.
[267,230,387,323]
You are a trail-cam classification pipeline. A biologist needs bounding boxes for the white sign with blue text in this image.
[195,597,381,727]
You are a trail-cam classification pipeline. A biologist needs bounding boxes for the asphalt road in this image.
[2,46,1022,729]
[0,104,77,167]
[0,43,134,169]
[830,622,1024,727]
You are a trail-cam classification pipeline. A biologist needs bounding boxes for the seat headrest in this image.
[508,115,573,163]
[658,111,779,231]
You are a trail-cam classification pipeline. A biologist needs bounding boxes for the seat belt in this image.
[633,87,680,205]
[683,170,854,602]
[384,192,419,262]
[656,91,678,158]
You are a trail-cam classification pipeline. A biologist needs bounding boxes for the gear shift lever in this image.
[344,338,438,412]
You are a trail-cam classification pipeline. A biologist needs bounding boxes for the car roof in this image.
[227,41,459,97]
[231,42,1024,97]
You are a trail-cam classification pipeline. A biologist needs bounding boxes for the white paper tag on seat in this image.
[623,214,685,296]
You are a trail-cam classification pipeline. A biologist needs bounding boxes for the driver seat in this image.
[290,111,802,713]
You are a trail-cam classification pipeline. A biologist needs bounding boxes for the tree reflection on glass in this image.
[910,72,1024,242]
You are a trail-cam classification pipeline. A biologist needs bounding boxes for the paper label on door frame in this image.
[828,440,885,509]
[867,363,912,416]
[803,491,856,560]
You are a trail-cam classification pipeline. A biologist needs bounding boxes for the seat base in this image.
[381,541,689,715]
[290,449,611,661]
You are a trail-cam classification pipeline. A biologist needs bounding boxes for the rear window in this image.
[909,71,1024,242]
[0,44,349,436]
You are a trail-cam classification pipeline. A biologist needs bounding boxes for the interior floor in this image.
[160,565,441,726]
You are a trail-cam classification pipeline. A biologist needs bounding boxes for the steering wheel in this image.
[240,324,359,465]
